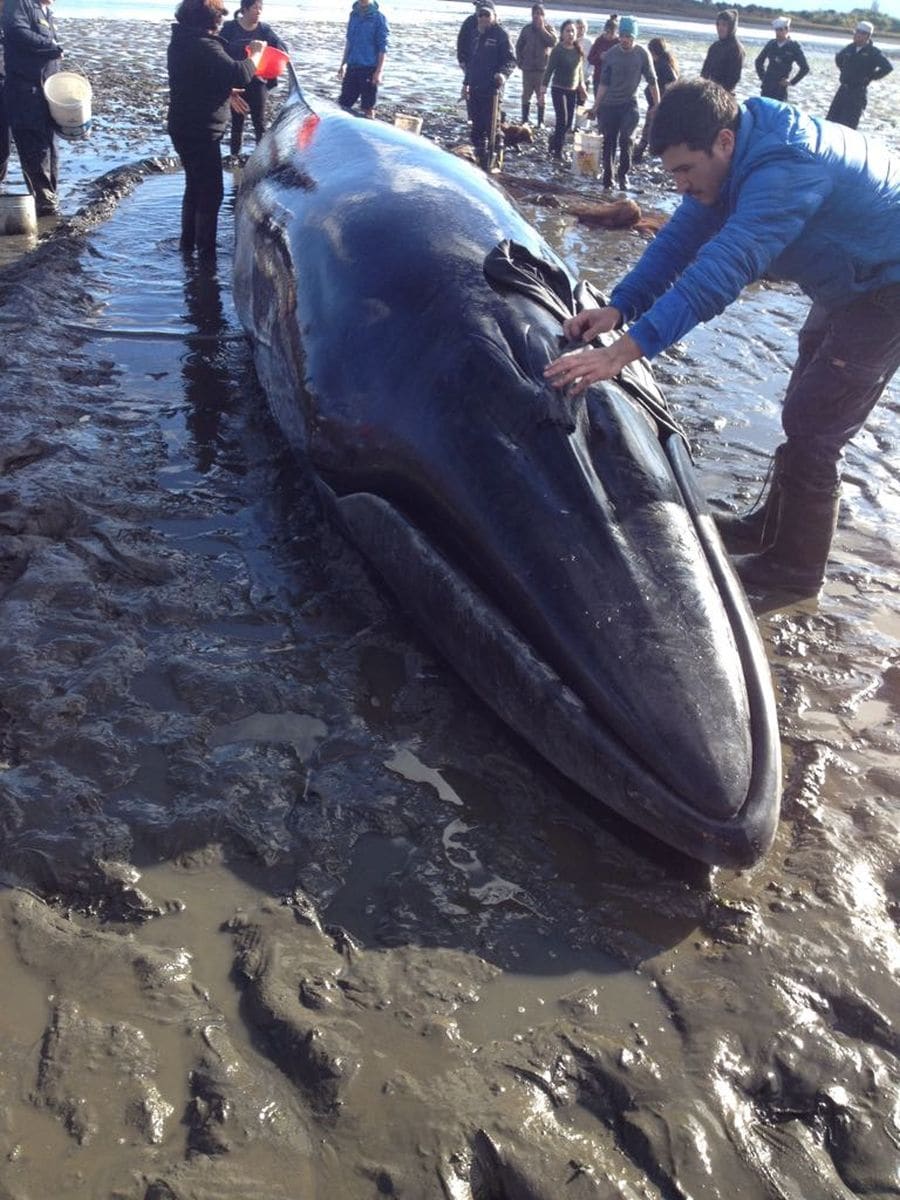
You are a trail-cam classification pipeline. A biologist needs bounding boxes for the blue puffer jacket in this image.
[344,0,389,68]
[611,98,900,359]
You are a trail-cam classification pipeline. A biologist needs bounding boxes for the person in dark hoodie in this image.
[0,24,9,187]
[700,9,744,94]
[167,0,265,259]
[337,0,389,119]
[826,21,893,131]
[220,0,287,158]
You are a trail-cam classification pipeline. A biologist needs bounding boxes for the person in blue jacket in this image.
[337,0,389,120]
[544,79,900,598]
[1,0,64,215]
[220,0,287,158]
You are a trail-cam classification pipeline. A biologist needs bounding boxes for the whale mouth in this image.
[333,437,780,868]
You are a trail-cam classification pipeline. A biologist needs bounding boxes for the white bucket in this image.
[394,113,423,135]
[43,71,93,140]
[0,193,38,237]
[573,130,602,178]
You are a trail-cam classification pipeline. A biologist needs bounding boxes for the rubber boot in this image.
[521,101,530,125]
[179,195,195,254]
[732,484,840,596]
[536,103,545,128]
[195,212,218,263]
[632,136,647,164]
[715,445,785,555]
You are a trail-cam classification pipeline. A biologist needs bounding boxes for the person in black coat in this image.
[826,21,893,130]
[167,0,264,260]
[754,17,809,103]
[219,0,286,157]
[464,3,515,169]
[700,9,744,94]
[0,29,9,186]
[1,0,64,214]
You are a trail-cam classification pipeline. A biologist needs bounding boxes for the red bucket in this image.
[251,44,289,80]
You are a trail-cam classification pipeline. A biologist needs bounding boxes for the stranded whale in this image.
[232,82,781,866]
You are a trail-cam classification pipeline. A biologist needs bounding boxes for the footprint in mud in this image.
[0,889,316,1200]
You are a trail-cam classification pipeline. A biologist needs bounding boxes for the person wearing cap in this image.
[1,0,64,216]
[464,3,515,170]
[456,0,480,76]
[337,0,390,120]
[700,9,744,94]
[587,15,618,99]
[755,17,809,103]
[826,22,893,130]
[515,3,556,126]
[544,78,900,599]
[592,15,658,191]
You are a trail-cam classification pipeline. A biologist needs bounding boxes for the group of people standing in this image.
[457,2,894,191]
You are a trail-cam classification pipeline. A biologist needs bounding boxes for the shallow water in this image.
[0,10,898,1200]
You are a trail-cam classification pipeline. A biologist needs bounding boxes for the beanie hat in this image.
[772,16,790,29]
[855,20,874,33]
[618,15,637,36]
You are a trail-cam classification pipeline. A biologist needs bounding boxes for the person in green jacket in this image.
[540,18,584,161]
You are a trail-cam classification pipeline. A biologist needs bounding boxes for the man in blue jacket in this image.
[544,79,900,598]
[2,0,64,215]
[338,0,389,120]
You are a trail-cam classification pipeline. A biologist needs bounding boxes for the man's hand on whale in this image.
[544,306,643,395]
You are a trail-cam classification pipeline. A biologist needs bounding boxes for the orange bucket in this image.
[252,44,289,80]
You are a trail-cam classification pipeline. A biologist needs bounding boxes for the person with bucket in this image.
[1,0,64,215]
[167,0,266,260]
[220,0,287,160]
[337,0,390,120]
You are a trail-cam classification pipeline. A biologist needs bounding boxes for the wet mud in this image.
[1,16,899,1200]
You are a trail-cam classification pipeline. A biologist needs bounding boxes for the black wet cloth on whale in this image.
[483,241,686,443]
[166,23,257,143]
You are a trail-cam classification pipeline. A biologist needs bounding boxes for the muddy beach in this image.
[0,13,899,1200]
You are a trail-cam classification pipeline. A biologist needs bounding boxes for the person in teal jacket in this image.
[544,79,900,599]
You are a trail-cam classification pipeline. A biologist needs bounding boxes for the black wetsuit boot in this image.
[715,445,785,555]
[195,212,218,262]
[733,483,840,597]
